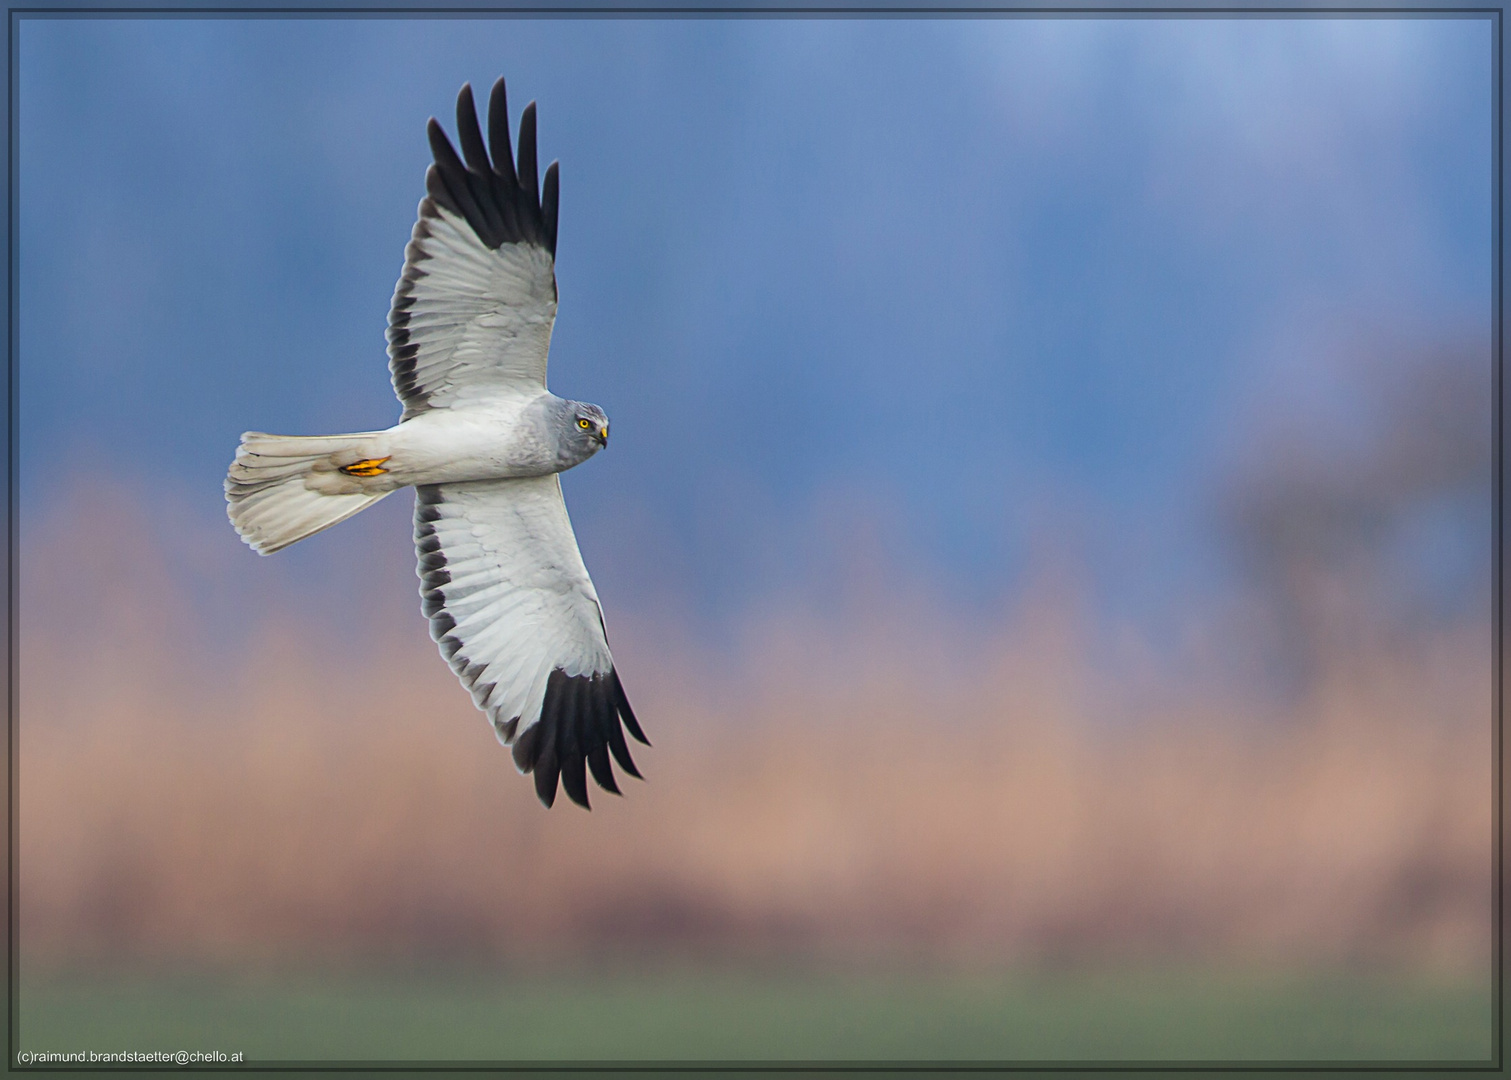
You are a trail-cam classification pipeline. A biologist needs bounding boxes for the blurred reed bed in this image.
[17,483,1490,976]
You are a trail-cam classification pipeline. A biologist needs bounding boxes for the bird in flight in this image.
[225,78,647,810]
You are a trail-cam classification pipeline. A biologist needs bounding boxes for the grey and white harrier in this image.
[226,78,648,810]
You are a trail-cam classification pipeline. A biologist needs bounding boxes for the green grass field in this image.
[18,965,1491,1065]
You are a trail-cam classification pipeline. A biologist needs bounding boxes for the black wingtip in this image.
[455,83,491,175]
[542,160,559,257]
[426,116,456,165]
[587,745,621,795]
[424,77,554,254]
[487,77,518,188]
[534,747,560,809]
[506,670,648,807]
[613,673,650,747]
[516,101,540,204]
[607,722,643,780]
[561,753,591,810]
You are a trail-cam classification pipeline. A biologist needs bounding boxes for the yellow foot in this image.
[338,457,391,477]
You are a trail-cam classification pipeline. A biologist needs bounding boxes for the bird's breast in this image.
[385,400,559,486]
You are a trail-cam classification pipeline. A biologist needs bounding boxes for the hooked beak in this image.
[596,425,609,445]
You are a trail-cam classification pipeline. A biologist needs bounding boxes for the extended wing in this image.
[388,79,561,419]
[415,477,648,809]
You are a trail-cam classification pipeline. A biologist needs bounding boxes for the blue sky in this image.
[16,16,1494,652]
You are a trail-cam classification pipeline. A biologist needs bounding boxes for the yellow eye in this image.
[578,418,592,429]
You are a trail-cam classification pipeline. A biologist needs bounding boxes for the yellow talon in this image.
[338,457,391,477]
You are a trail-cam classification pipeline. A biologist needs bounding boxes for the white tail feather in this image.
[225,432,392,555]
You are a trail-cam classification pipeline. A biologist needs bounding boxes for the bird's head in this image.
[574,403,609,446]
[556,400,610,468]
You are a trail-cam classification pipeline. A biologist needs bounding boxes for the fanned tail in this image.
[225,432,392,555]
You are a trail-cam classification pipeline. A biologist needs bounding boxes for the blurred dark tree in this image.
[1219,341,1492,694]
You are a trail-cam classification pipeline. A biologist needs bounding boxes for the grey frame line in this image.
[2,5,1502,1074]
